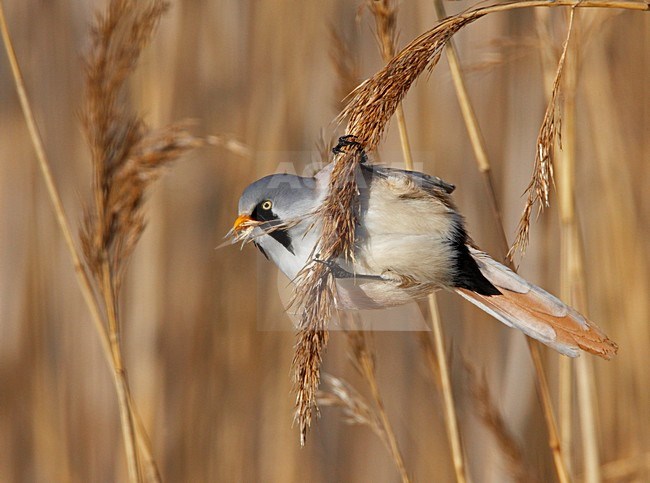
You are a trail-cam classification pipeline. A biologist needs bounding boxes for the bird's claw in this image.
[313,258,352,278]
[332,135,368,163]
[313,257,385,281]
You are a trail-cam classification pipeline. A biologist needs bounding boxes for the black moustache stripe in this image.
[251,205,294,255]
[269,228,294,254]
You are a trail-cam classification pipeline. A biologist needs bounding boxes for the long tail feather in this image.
[455,249,618,359]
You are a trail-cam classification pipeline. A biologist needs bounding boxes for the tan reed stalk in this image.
[418,332,441,389]
[367,1,468,480]
[129,396,163,482]
[576,355,600,482]
[0,2,111,361]
[0,3,143,481]
[527,340,570,483]
[534,8,575,473]
[555,10,602,481]
[101,261,142,481]
[431,1,571,481]
[559,19,582,475]
[528,11,577,483]
[428,296,468,483]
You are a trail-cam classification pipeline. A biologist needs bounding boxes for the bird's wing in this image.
[455,248,618,359]
[361,164,455,195]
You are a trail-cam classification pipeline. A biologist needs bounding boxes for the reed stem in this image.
[428,296,468,483]
[0,1,111,362]
[555,11,602,482]
[0,4,154,481]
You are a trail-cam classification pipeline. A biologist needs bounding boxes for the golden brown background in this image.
[1,1,648,481]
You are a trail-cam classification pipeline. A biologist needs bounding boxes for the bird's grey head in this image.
[233,172,320,257]
[238,173,317,221]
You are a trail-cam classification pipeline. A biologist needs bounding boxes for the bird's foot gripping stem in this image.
[332,135,368,164]
[313,258,384,281]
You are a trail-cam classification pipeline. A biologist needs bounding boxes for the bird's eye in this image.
[261,200,273,211]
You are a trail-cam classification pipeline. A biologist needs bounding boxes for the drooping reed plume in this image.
[509,9,576,259]
[291,145,363,445]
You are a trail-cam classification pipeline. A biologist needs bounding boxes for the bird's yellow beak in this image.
[232,214,253,232]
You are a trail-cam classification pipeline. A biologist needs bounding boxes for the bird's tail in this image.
[455,248,618,359]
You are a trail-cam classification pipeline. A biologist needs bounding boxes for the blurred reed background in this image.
[0,0,648,481]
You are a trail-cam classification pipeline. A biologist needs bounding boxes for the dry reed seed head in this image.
[289,147,364,443]
[509,9,575,260]
[80,0,201,295]
[84,1,169,143]
[82,0,170,163]
[319,153,361,262]
[228,216,306,251]
[291,262,334,445]
[293,328,331,445]
[341,15,482,149]
[318,374,385,438]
